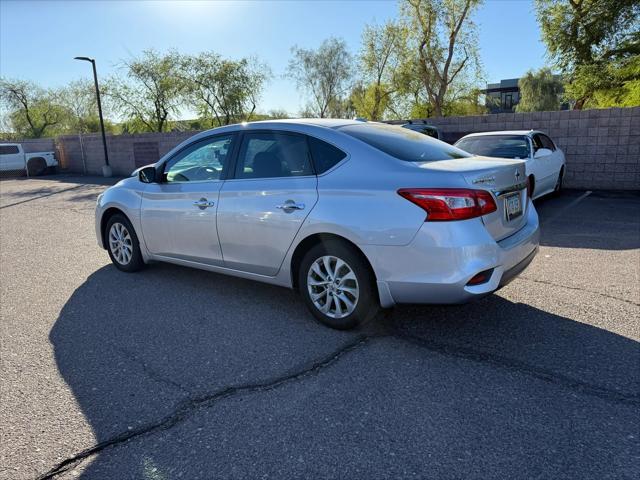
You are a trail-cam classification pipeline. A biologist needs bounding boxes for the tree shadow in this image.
[48,263,639,478]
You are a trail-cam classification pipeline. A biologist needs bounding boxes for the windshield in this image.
[455,135,531,159]
[339,123,470,162]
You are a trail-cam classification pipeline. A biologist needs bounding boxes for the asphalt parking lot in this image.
[1,175,638,479]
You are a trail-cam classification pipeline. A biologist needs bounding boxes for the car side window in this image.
[539,134,556,151]
[235,132,314,179]
[531,134,544,152]
[308,136,347,174]
[164,134,235,183]
[0,145,19,155]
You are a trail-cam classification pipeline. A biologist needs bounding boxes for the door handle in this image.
[276,201,305,212]
[193,198,215,209]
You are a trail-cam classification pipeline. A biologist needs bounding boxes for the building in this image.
[483,78,521,113]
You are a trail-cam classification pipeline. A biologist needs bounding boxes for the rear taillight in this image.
[526,176,533,198]
[398,188,497,221]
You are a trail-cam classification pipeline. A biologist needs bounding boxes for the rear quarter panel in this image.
[303,141,471,247]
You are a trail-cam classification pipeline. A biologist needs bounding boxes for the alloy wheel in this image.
[109,222,133,265]
[307,255,359,319]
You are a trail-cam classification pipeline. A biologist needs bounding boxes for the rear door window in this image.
[339,123,468,162]
[235,132,314,179]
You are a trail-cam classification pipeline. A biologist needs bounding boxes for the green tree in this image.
[106,50,186,132]
[287,38,353,118]
[266,109,290,119]
[443,88,487,116]
[0,79,66,138]
[181,52,270,127]
[516,68,564,112]
[351,83,389,120]
[57,79,117,134]
[355,21,407,120]
[402,0,483,117]
[536,0,640,109]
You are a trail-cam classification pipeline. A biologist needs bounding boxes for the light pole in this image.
[74,56,111,177]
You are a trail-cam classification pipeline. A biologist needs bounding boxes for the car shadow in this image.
[48,263,639,478]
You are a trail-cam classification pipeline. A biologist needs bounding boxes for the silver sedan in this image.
[96,119,539,329]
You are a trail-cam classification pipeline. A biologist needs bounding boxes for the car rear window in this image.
[338,123,469,162]
[402,124,439,138]
[455,135,531,159]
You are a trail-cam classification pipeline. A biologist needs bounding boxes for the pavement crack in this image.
[518,276,640,307]
[392,331,640,407]
[35,334,374,480]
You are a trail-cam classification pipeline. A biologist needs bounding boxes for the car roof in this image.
[161,119,371,162]
[191,118,368,138]
[245,118,365,129]
[458,130,544,139]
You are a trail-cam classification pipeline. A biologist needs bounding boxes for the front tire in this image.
[105,214,144,272]
[298,240,379,330]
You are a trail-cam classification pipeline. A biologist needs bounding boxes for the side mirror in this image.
[534,148,553,159]
[139,166,157,183]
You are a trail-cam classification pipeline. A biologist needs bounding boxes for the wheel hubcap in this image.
[108,222,133,265]
[307,255,359,319]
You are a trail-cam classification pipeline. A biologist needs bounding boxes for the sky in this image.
[0,0,548,116]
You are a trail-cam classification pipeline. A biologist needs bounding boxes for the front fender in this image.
[95,179,147,257]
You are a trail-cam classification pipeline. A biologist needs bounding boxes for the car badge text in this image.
[472,176,495,185]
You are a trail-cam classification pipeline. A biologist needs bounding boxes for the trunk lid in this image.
[415,156,528,241]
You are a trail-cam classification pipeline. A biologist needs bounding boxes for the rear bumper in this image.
[363,199,540,307]
[498,246,538,288]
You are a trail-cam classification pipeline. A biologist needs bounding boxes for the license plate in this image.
[504,193,523,221]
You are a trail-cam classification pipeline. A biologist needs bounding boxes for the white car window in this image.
[539,134,556,151]
[0,145,19,155]
[455,135,531,159]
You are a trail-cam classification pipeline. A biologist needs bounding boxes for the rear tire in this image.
[105,214,144,272]
[27,157,47,176]
[298,240,379,330]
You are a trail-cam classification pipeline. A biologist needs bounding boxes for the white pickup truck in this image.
[0,143,58,175]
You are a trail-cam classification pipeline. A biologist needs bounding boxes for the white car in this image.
[454,131,565,199]
[0,143,58,175]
